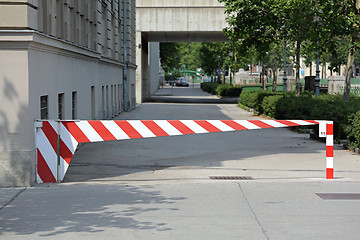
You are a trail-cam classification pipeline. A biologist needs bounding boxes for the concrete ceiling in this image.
[142,31,229,42]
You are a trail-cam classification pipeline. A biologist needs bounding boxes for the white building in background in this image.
[0,0,137,187]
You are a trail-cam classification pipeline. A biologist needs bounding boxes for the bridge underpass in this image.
[135,0,228,103]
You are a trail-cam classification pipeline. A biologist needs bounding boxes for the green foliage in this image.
[179,43,203,71]
[346,111,360,149]
[239,91,360,141]
[262,95,283,118]
[199,42,249,79]
[160,42,209,74]
[253,92,284,114]
[325,37,351,73]
[238,91,283,114]
[220,0,359,98]
[201,83,243,97]
[160,43,181,73]
[275,94,360,139]
[241,85,263,92]
[216,85,242,97]
[200,82,219,95]
[199,43,223,76]
[315,0,359,100]
[238,91,260,109]
[219,0,321,95]
[284,0,317,44]
[219,0,285,72]
[274,94,315,120]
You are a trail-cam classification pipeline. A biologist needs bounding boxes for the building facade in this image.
[0,0,137,187]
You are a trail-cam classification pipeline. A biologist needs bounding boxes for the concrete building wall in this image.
[0,43,34,186]
[0,0,137,187]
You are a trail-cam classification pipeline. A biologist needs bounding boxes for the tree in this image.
[301,40,318,76]
[219,0,283,89]
[159,43,181,73]
[178,43,203,71]
[343,0,359,100]
[319,0,360,101]
[265,42,291,92]
[283,0,318,94]
[199,42,245,83]
[199,43,222,76]
[160,42,205,75]
[220,0,312,91]
[326,37,350,75]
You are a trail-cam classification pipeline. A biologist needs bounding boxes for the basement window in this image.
[72,91,77,119]
[40,95,48,119]
[58,93,64,120]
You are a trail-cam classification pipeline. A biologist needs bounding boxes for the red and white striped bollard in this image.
[326,122,334,179]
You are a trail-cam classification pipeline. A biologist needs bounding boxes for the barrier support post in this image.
[326,122,334,179]
[57,121,61,182]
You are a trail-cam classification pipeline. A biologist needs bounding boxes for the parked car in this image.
[175,77,189,87]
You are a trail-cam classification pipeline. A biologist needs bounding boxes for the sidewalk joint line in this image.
[0,188,26,211]
[236,183,270,240]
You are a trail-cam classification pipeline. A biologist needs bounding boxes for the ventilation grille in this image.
[316,193,360,200]
[209,176,253,180]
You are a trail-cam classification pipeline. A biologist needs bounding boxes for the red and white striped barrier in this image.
[34,120,333,183]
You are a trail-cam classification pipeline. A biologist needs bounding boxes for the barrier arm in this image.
[35,120,333,183]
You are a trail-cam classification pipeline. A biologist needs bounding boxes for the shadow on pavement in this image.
[0,184,184,236]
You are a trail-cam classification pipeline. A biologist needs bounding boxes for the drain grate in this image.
[209,176,253,180]
[316,193,360,200]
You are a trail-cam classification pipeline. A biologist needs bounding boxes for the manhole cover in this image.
[209,176,253,180]
[316,193,360,200]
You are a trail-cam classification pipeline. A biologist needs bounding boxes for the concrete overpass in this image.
[136,0,228,102]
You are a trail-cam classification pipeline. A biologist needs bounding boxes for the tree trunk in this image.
[295,41,301,95]
[273,49,279,92]
[344,1,359,101]
[262,63,266,90]
[339,64,341,76]
[344,41,356,101]
[259,63,262,87]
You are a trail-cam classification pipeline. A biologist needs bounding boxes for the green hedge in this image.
[238,91,283,114]
[201,83,242,97]
[238,91,360,143]
[200,82,219,95]
[262,95,283,118]
[275,94,360,139]
[346,111,360,149]
[238,91,259,109]
[216,85,242,97]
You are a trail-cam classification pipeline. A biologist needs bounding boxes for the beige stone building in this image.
[0,0,137,186]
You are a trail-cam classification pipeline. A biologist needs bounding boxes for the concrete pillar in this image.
[136,32,150,103]
[149,42,160,95]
